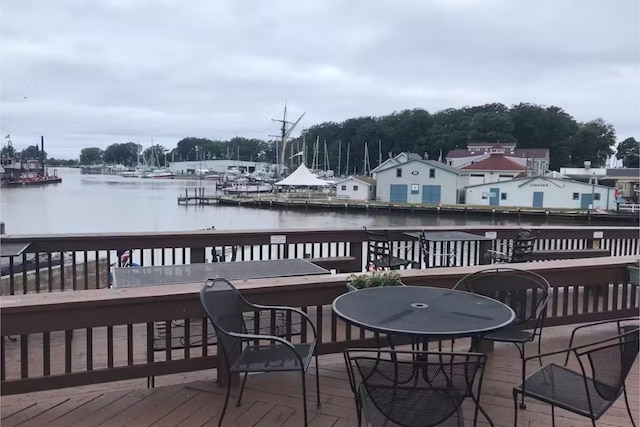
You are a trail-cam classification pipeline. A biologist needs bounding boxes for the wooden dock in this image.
[177,188,219,205]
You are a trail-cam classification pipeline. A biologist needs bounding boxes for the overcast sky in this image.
[1,0,638,158]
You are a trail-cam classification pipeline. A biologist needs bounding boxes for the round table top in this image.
[332,286,515,338]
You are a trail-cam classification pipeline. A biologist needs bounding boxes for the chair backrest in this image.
[200,278,252,364]
[344,350,486,427]
[453,267,551,328]
[577,326,639,403]
[364,227,391,263]
[510,229,538,262]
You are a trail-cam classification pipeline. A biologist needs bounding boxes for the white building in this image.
[375,158,464,204]
[446,142,549,175]
[465,176,616,210]
[336,176,376,201]
[461,154,527,186]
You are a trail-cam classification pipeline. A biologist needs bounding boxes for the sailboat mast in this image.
[337,140,342,177]
[378,140,382,167]
[345,142,350,176]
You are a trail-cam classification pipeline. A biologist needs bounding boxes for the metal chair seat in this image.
[515,363,614,419]
[482,327,534,343]
[359,384,465,427]
[371,255,413,270]
[231,342,315,373]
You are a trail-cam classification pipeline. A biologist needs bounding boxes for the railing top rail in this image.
[1,225,638,243]
[2,256,637,315]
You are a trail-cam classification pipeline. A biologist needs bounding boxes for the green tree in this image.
[616,137,639,168]
[21,145,46,160]
[1,143,16,157]
[103,142,142,166]
[568,119,616,168]
[79,147,104,164]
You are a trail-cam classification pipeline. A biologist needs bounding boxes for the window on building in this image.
[396,168,402,178]
[501,193,507,200]
[429,168,436,178]
[341,185,346,191]
[353,185,359,191]
[594,193,601,200]
[572,193,579,200]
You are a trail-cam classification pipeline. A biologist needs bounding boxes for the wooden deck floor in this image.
[2,324,638,427]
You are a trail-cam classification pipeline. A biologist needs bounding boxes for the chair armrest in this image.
[227,331,298,351]
[249,304,318,338]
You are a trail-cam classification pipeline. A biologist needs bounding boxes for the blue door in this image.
[489,188,500,206]
[421,185,442,204]
[532,192,544,207]
[581,194,593,209]
[389,184,408,203]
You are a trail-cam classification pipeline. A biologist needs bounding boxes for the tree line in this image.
[2,103,639,170]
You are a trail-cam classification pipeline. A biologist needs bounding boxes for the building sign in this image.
[411,171,419,175]
[529,183,548,187]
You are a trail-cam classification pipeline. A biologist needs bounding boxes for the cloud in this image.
[1,0,638,158]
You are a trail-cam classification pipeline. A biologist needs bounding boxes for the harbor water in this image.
[0,168,611,235]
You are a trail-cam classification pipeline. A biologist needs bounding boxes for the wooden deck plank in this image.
[96,384,184,426]
[45,390,134,427]
[1,323,638,427]
[254,404,296,426]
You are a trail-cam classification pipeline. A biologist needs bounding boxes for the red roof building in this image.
[446,142,549,176]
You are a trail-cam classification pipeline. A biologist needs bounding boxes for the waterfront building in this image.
[465,176,616,210]
[374,158,464,204]
[461,154,527,186]
[335,176,376,201]
[446,142,549,176]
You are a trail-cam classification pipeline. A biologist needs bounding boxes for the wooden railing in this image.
[2,226,639,295]
[1,256,638,395]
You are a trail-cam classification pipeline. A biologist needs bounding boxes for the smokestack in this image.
[41,135,45,170]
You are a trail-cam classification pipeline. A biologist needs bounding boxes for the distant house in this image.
[371,152,423,178]
[462,154,527,186]
[375,158,463,204]
[603,168,639,202]
[446,142,549,176]
[465,176,615,210]
[336,176,376,201]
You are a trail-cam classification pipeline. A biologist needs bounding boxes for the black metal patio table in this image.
[333,285,515,426]
[112,258,329,288]
[404,230,494,268]
[332,285,515,341]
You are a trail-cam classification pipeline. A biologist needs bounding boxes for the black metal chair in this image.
[364,227,414,271]
[200,278,320,427]
[419,230,457,268]
[453,267,551,409]
[344,349,488,427]
[513,320,639,427]
[485,229,538,263]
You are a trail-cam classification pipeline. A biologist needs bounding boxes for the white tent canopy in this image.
[275,163,330,187]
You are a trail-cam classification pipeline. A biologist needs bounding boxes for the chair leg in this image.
[512,389,519,427]
[515,343,526,409]
[301,370,309,426]
[537,332,544,366]
[314,352,321,408]
[623,386,637,427]
[219,375,232,427]
[551,404,555,427]
[236,372,248,407]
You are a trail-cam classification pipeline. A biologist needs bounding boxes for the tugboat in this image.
[1,136,62,187]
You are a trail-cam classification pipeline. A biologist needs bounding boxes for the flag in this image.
[289,151,304,159]
[4,134,9,139]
